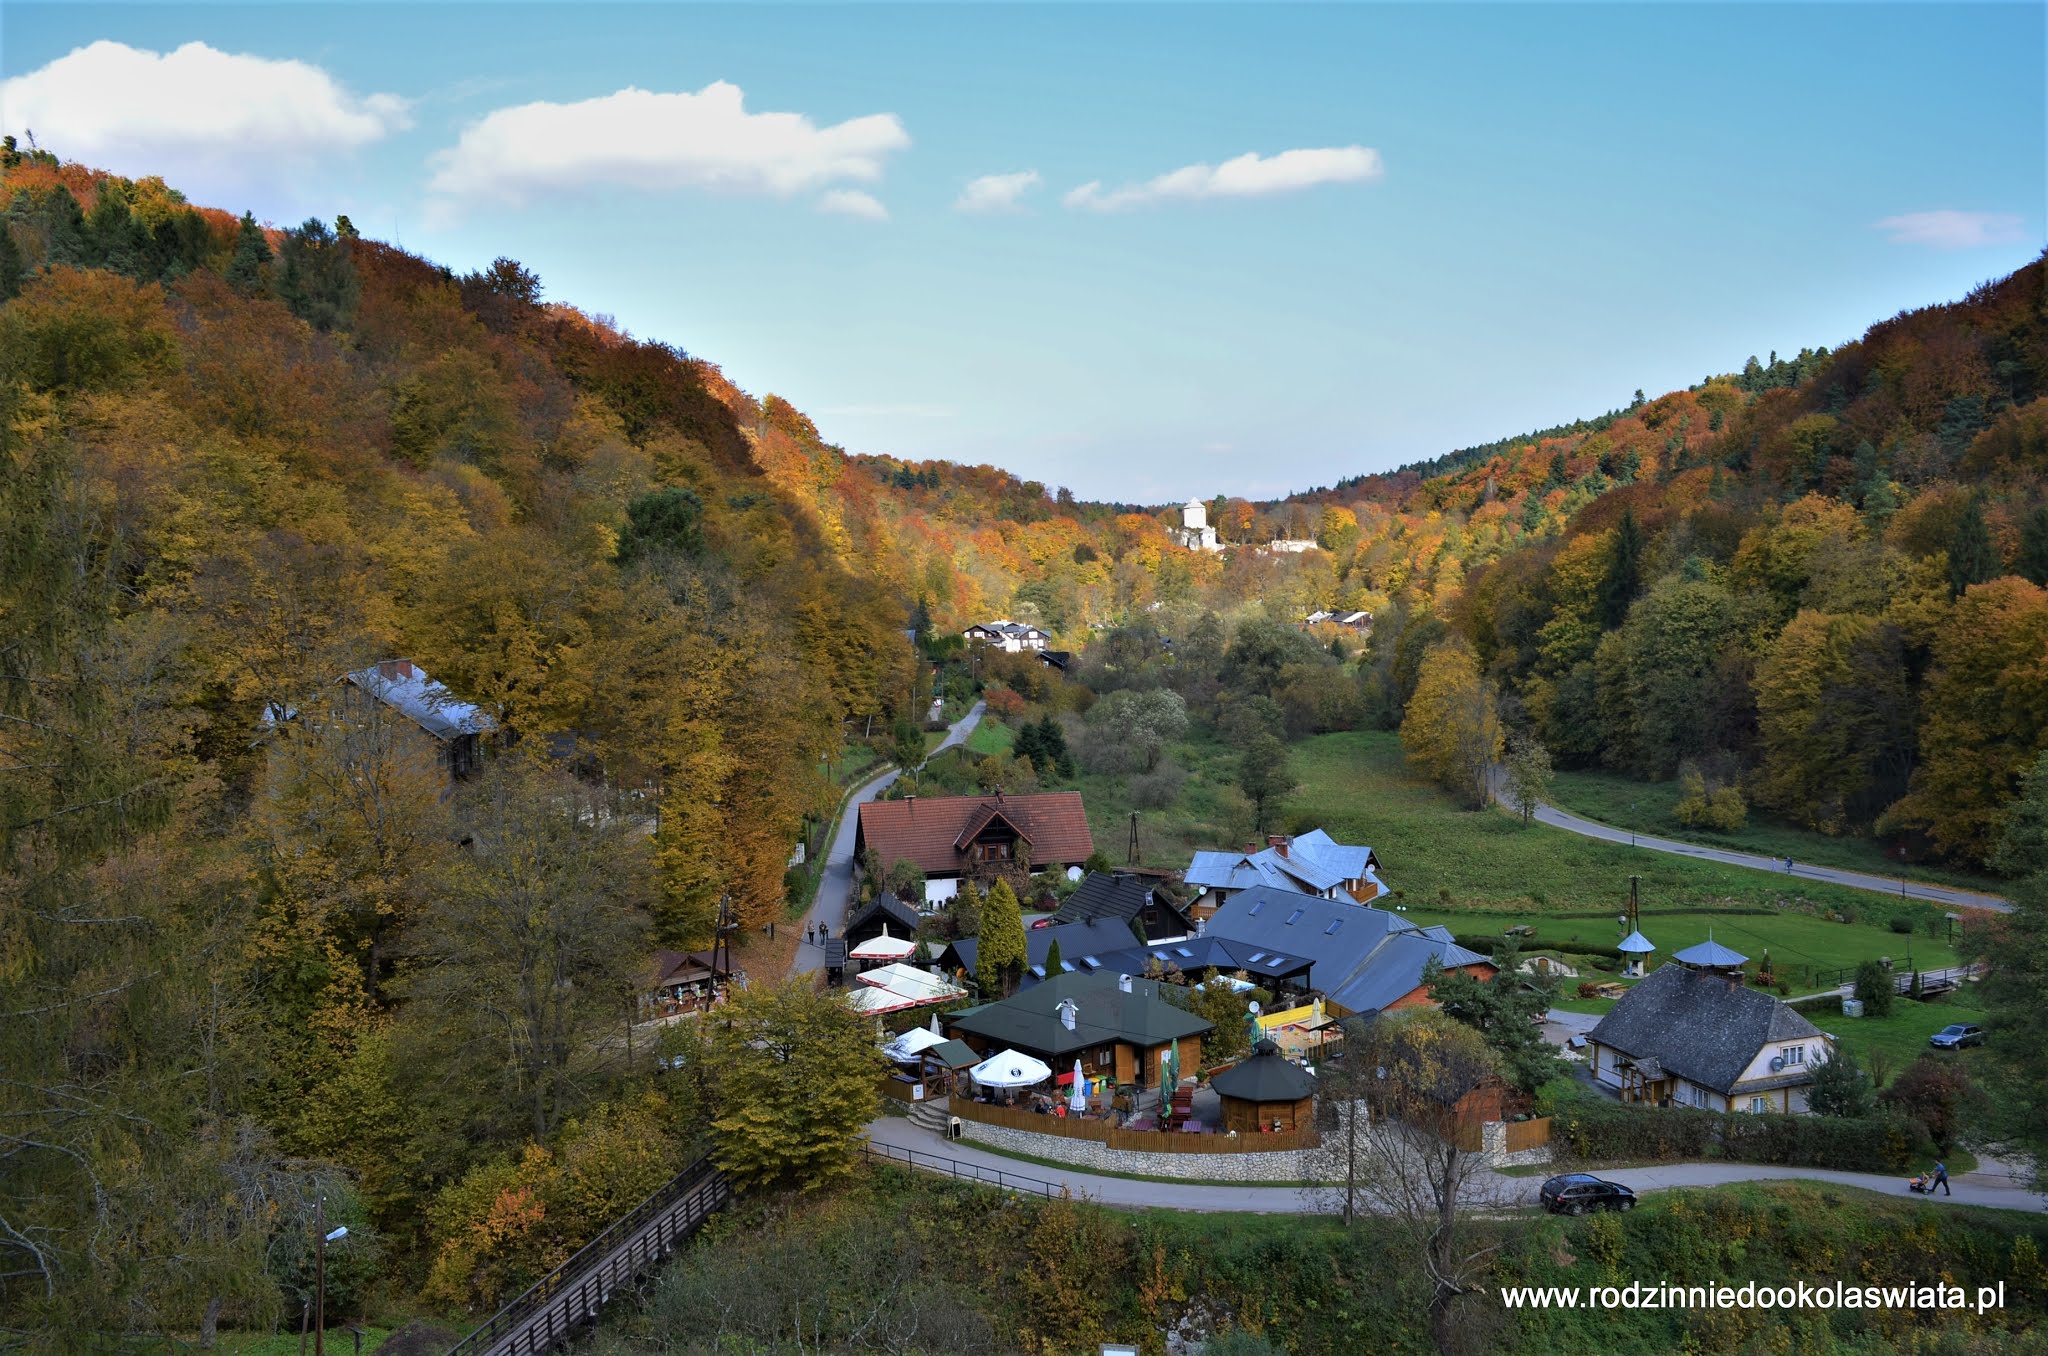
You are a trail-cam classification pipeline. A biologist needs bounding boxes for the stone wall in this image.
[957,1120,1317,1182]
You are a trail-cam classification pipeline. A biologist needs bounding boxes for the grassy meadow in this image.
[1546,764,2004,895]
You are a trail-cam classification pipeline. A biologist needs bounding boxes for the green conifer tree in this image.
[1947,498,2000,598]
[225,212,272,294]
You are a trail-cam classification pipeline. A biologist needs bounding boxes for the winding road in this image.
[790,701,985,978]
[864,1112,2045,1214]
[1487,769,2010,913]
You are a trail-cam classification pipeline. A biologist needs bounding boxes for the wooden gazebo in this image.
[1208,1039,1316,1133]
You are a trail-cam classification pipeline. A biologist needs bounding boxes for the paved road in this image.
[865,1113,2045,1214]
[791,702,985,978]
[1488,769,2010,913]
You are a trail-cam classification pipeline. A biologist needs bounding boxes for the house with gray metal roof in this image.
[1184,830,1387,917]
[1586,955,1836,1114]
[1200,887,1492,1016]
[336,659,493,784]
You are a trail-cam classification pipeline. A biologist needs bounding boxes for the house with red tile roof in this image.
[855,790,1095,907]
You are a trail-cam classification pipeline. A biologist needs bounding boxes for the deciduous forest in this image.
[3,139,2044,1347]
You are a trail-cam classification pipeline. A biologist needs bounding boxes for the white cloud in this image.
[955,170,1041,213]
[818,188,888,221]
[1875,210,2026,249]
[1065,146,1382,212]
[428,81,908,208]
[0,40,410,172]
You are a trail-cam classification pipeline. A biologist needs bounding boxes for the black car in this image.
[1539,1174,1637,1215]
[1930,1024,1984,1050]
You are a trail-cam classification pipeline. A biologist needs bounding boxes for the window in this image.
[1690,1085,1711,1109]
[1784,1045,1805,1065]
[1749,1097,1769,1114]
[1081,955,1101,969]
[1325,920,1343,935]
[1096,1047,1113,1066]
[1247,952,1266,964]
[1175,947,1194,958]
[1247,900,1264,916]
[1285,909,1304,926]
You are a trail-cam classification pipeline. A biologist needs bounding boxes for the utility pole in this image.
[314,1204,348,1356]
[1127,810,1140,866]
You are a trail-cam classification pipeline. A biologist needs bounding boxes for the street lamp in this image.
[1630,801,1637,848]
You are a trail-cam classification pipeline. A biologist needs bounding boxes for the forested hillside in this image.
[3,141,2043,1345]
[0,148,915,1341]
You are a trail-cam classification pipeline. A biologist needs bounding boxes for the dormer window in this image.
[1784,1045,1805,1065]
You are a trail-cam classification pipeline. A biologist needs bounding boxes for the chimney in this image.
[1117,973,1132,993]
[1268,834,1291,857]
[377,658,417,681]
[1058,998,1077,1031]
[1245,842,1257,855]
[905,795,916,810]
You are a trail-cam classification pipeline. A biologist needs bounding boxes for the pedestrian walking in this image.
[1784,855,1794,874]
[1934,1161,1951,1196]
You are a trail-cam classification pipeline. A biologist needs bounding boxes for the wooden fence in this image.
[878,1075,927,1105]
[1505,1117,1553,1154]
[952,1096,1317,1154]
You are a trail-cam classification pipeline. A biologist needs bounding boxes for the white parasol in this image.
[1068,1059,1087,1113]
[849,926,917,962]
[969,1048,1052,1090]
[884,1027,946,1062]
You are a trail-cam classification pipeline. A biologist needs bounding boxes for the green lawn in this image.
[1397,903,1960,994]
[1809,986,1989,1082]
[1546,765,2003,895]
[1286,732,1955,931]
[965,716,1015,757]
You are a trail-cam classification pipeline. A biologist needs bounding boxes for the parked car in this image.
[1929,1024,1984,1050]
[1540,1173,1637,1215]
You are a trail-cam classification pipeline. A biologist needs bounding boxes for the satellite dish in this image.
[1769,1056,1786,1072]
[1248,1001,1261,1014]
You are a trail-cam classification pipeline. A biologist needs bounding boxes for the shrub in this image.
[1558,1100,1923,1172]
[1890,916,1915,935]
[1881,1056,1979,1152]
[1853,960,1895,1018]
[1674,765,1748,830]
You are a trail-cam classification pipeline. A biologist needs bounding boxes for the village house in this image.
[1049,871,1194,940]
[1201,887,1494,1017]
[1303,609,1373,631]
[340,659,493,784]
[961,620,1052,652]
[1586,939,1836,1114]
[945,969,1212,1095]
[1183,830,1387,918]
[936,916,1148,987]
[855,790,1094,907]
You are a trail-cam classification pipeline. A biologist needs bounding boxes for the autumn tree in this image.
[1402,638,1503,808]
[399,756,651,1143]
[1500,732,1553,826]
[707,981,884,1193]
[1302,1012,1511,1355]
[1235,734,1298,835]
[1884,577,2048,864]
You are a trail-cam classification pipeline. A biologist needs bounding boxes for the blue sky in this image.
[4,4,2041,502]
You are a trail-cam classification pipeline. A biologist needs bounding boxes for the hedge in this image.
[1554,1101,1928,1172]
[1454,934,1626,962]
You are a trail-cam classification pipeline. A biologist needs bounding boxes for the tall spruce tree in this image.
[224,212,271,294]
[2017,506,2048,588]
[1597,508,1644,627]
[275,217,359,331]
[1947,497,2000,598]
[0,221,22,302]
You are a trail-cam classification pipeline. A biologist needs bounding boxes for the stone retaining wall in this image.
[957,1120,1317,1181]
